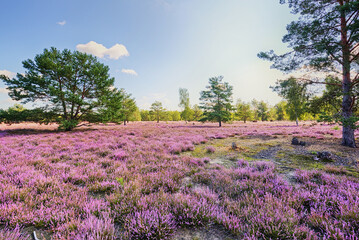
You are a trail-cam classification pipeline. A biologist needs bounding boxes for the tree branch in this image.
[350,95,356,111]
[350,73,359,87]
[296,77,342,87]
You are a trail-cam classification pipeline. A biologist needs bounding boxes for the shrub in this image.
[205,146,216,153]
[124,209,175,239]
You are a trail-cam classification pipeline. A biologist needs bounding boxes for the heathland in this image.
[0,121,358,239]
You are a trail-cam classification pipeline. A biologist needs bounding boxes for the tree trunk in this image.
[342,74,356,147]
[340,9,356,148]
[219,119,222,127]
[295,113,298,126]
[124,120,126,125]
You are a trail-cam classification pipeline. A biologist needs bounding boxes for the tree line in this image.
[0,73,344,127]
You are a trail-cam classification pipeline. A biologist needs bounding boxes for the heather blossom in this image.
[0,121,358,239]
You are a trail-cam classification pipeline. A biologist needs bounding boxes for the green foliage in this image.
[252,100,270,121]
[139,109,182,122]
[150,101,165,123]
[0,104,26,124]
[315,78,359,129]
[274,101,288,121]
[251,100,260,121]
[140,110,152,121]
[271,77,309,124]
[191,104,203,121]
[179,88,190,108]
[0,104,57,124]
[116,177,125,187]
[120,91,137,125]
[0,47,118,131]
[178,88,191,121]
[169,111,181,121]
[235,100,253,123]
[319,113,359,130]
[129,109,141,121]
[258,101,270,121]
[199,76,233,127]
[309,76,343,116]
[98,88,125,124]
[58,119,79,131]
[268,106,278,121]
[259,1,359,73]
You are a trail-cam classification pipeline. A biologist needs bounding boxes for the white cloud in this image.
[0,70,15,78]
[121,69,138,76]
[107,44,129,59]
[76,41,129,60]
[57,20,66,26]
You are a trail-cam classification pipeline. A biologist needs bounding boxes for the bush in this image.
[205,146,216,153]
[124,209,175,239]
[59,119,79,131]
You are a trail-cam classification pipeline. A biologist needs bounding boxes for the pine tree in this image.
[199,76,233,127]
[259,0,359,147]
[0,47,117,130]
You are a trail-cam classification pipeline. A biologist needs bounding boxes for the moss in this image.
[187,168,199,176]
[97,151,111,157]
[276,152,286,159]
[209,158,237,168]
[74,162,87,167]
[254,141,279,147]
[189,146,207,158]
[276,151,312,161]
[50,158,61,163]
[333,151,347,157]
[323,165,347,175]
[274,150,327,172]
[245,146,267,155]
[345,168,359,178]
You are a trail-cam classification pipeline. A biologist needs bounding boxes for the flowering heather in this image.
[0,121,358,239]
[205,145,216,153]
[0,225,29,240]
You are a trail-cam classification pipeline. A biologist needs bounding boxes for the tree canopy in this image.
[0,47,119,130]
[309,76,343,116]
[271,77,309,125]
[256,101,270,122]
[199,76,233,127]
[120,91,137,125]
[235,100,252,123]
[150,101,165,123]
[178,88,191,122]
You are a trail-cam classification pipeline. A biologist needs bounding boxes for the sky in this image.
[0,0,297,110]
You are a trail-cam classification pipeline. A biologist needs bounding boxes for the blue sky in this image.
[0,0,296,110]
